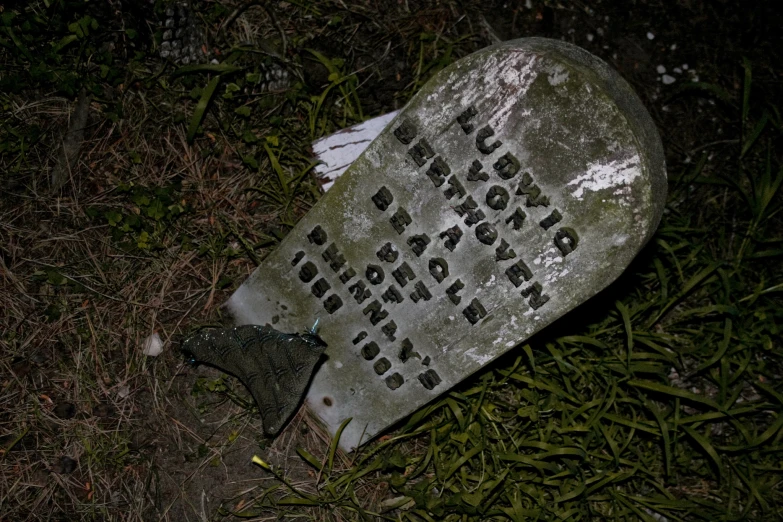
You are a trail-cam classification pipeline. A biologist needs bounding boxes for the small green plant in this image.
[86,181,186,251]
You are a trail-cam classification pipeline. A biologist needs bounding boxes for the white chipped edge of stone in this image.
[313,111,400,192]
[566,154,642,202]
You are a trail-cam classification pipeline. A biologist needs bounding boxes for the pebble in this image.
[662,74,676,85]
[117,385,131,399]
[656,65,666,74]
[142,332,163,357]
[647,32,655,40]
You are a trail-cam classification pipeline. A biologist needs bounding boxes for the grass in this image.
[1,1,782,521]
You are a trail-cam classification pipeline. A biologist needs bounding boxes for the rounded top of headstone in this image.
[502,38,667,240]
[415,37,667,246]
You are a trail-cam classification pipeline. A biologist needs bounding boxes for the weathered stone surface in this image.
[227,38,666,450]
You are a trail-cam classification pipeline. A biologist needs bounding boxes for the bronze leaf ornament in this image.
[182,322,327,436]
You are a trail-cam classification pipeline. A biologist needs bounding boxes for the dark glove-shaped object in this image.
[182,324,327,436]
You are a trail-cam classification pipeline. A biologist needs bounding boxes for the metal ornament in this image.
[182,324,327,436]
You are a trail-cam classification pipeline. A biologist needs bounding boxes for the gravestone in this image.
[227,38,666,450]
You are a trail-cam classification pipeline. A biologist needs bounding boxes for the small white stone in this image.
[647,32,655,40]
[117,385,131,398]
[587,33,594,42]
[682,63,689,70]
[673,67,682,74]
[656,65,666,74]
[661,74,676,85]
[670,43,677,50]
[142,332,164,357]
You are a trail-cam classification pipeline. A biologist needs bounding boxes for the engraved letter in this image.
[476,222,498,246]
[339,267,357,283]
[299,261,318,283]
[291,251,305,266]
[463,298,487,325]
[322,243,346,271]
[493,152,520,180]
[363,300,389,325]
[393,119,416,145]
[443,175,466,200]
[457,106,477,134]
[505,260,532,287]
[307,225,327,245]
[486,185,510,211]
[349,280,371,303]
[554,227,579,256]
[418,369,442,390]
[540,209,562,230]
[398,338,420,363]
[323,294,343,314]
[381,320,397,341]
[390,207,412,234]
[446,279,464,305]
[467,160,489,182]
[408,138,434,167]
[361,342,379,360]
[381,285,404,304]
[407,234,430,257]
[386,372,404,390]
[410,281,432,302]
[495,238,517,261]
[425,156,450,187]
[374,357,391,375]
[505,207,526,230]
[476,125,501,154]
[428,258,449,283]
[376,242,399,263]
[365,264,385,285]
[392,262,416,287]
[517,173,549,207]
[522,282,550,310]
[454,196,485,227]
[440,225,463,252]
[372,186,394,211]
[311,277,330,298]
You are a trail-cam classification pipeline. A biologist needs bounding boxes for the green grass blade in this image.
[187,75,221,143]
[694,318,732,373]
[443,444,483,481]
[682,425,723,479]
[629,379,721,410]
[263,143,290,201]
[326,417,352,474]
